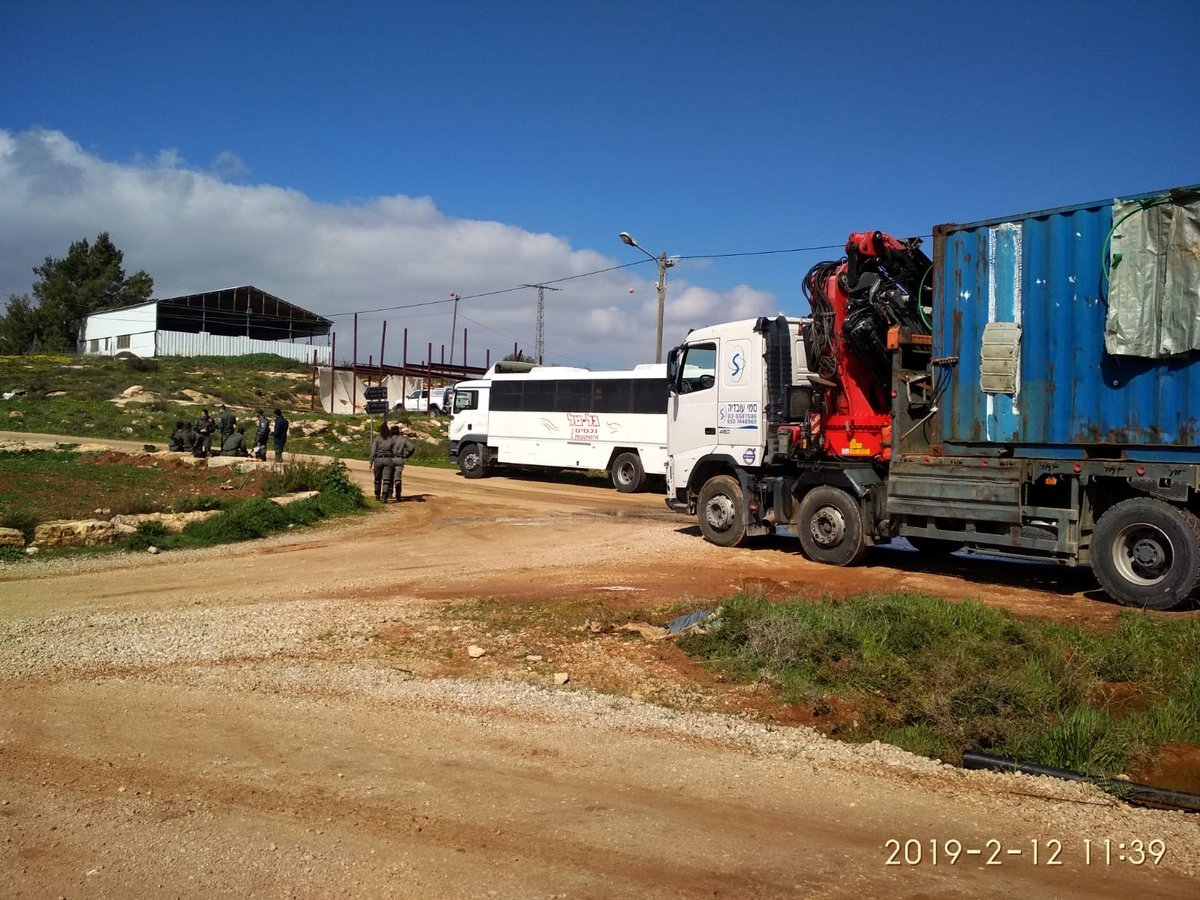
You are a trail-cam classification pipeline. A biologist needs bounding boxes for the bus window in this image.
[557,379,592,412]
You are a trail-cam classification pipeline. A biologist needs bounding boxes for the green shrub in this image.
[172,494,224,513]
[124,521,170,551]
[0,546,27,564]
[262,457,327,496]
[183,496,291,544]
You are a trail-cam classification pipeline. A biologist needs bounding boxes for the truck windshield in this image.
[453,389,478,413]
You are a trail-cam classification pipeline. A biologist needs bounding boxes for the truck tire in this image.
[457,443,487,479]
[697,475,748,547]
[797,486,868,566]
[1092,498,1200,610]
[611,452,646,493]
[906,535,964,555]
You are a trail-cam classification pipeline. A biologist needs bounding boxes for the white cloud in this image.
[0,128,777,369]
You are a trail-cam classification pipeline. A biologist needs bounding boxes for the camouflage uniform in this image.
[369,431,396,501]
[391,426,415,501]
[193,412,215,456]
[216,405,236,446]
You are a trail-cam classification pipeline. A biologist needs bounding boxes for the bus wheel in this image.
[697,475,747,547]
[797,487,867,566]
[611,452,646,493]
[1092,498,1200,610]
[458,443,487,479]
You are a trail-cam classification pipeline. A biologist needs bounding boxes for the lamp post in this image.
[619,231,676,364]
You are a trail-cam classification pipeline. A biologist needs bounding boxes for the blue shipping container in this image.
[932,185,1200,463]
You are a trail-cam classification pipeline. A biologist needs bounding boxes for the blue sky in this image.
[2,0,1197,369]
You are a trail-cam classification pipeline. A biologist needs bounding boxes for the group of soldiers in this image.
[370,422,416,502]
[169,405,285,462]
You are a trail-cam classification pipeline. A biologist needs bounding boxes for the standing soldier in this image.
[253,408,271,461]
[369,422,394,501]
[216,403,236,448]
[193,408,216,457]
[271,408,289,463]
[390,424,415,501]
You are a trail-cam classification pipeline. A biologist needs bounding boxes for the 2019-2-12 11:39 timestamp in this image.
[884,838,1167,867]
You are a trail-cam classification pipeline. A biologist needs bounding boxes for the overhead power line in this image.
[323,238,857,322]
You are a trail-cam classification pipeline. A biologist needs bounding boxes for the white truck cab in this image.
[666,316,814,506]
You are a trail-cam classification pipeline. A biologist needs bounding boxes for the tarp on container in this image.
[1105,191,1200,358]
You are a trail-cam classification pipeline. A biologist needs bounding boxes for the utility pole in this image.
[522,283,562,364]
[619,232,676,364]
[448,292,460,367]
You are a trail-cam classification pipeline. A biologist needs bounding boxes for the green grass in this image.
[0,447,174,522]
[127,459,367,553]
[680,592,1200,777]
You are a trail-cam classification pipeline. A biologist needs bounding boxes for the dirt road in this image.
[1,444,1197,897]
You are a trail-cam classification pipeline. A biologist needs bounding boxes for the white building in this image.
[80,285,332,366]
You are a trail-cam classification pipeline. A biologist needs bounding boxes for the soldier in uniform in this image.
[193,409,216,457]
[369,422,395,501]
[252,409,271,461]
[169,420,189,451]
[221,424,249,457]
[390,424,416,501]
[216,403,236,448]
[271,408,289,463]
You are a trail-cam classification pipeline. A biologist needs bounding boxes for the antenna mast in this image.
[522,283,562,364]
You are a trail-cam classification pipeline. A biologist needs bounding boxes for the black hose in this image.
[961,751,1200,813]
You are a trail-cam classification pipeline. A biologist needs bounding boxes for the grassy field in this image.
[0,449,368,560]
[680,592,1200,782]
[0,353,453,465]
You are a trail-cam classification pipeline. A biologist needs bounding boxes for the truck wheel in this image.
[1092,498,1200,610]
[697,475,748,547]
[906,535,964,555]
[457,443,487,479]
[797,487,867,566]
[611,452,646,493]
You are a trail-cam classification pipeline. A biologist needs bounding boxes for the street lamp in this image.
[619,231,676,364]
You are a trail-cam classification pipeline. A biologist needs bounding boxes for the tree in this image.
[0,294,43,355]
[30,232,153,352]
[503,349,530,362]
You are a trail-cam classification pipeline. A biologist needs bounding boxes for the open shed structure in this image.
[80,286,332,365]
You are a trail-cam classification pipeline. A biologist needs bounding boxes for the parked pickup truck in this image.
[393,386,455,414]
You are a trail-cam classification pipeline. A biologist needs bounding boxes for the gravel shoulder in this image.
[2,436,1198,897]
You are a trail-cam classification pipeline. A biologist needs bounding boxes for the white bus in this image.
[448,362,668,492]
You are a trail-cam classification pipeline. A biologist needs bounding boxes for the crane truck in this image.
[665,185,1200,610]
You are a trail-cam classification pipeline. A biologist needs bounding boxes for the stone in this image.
[553,672,570,686]
[467,645,486,659]
[110,511,218,534]
[525,655,543,663]
[147,546,160,555]
[32,519,121,548]
[269,490,319,506]
[7,410,22,420]
[0,527,25,547]
[24,546,39,556]
[120,385,144,398]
